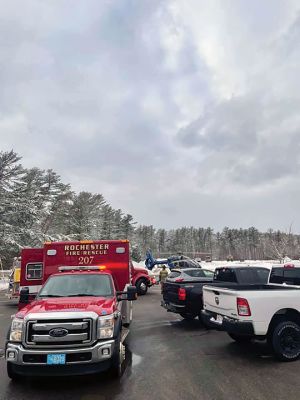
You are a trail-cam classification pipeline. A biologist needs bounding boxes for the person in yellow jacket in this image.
[159,265,169,294]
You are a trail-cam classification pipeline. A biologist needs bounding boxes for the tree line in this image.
[1,150,299,268]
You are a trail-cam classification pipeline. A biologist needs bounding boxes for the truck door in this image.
[20,248,44,296]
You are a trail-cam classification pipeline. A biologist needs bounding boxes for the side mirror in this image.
[127,285,137,301]
[19,287,30,304]
[116,286,137,301]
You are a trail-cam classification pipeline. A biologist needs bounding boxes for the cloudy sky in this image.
[1,0,300,231]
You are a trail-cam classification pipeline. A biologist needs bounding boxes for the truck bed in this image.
[203,283,300,336]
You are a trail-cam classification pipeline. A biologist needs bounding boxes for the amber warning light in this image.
[58,266,106,272]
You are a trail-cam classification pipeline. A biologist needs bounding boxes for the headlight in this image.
[10,318,24,342]
[97,315,114,339]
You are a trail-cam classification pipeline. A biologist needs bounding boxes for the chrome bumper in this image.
[6,340,115,366]
[161,300,185,312]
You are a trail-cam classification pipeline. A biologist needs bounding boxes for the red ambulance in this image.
[19,240,155,299]
[5,240,138,380]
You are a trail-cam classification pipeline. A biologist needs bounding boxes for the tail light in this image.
[237,297,251,316]
[175,278,184,282]
[178,288,186,301]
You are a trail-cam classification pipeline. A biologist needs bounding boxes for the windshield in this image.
[38,274,113,298]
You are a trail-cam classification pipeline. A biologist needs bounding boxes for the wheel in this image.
[7,363,21,381]
[110,335,126,378]
[180,313,197,320]
[228,333,252,343]
[270,320,300,362]
[136,279,148,295]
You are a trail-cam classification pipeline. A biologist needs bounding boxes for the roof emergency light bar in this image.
[58,266,106,272]
[284,263,295,268]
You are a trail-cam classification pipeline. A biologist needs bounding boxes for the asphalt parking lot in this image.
[0,287,300,400]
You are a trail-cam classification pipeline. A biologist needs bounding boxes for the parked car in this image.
[161,265,270,320]
[161,268,214,320]
[201,263,300,361]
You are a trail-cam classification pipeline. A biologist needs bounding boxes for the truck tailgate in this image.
[163,279,211,304]
[203,286,238,318]
[163,282,181,304]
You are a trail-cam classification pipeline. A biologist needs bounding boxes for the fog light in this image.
[102,348,110,356]
[7,351,16,360]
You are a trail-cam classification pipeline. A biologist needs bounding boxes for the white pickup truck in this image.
[201,264,300,361]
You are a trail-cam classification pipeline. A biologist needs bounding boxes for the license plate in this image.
[47,354,66,365]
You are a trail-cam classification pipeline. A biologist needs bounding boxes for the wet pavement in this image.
[0,287,300,400]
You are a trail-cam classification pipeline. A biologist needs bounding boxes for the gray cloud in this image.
[1,0,300,231]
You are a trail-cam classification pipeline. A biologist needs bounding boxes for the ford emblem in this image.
[49,328,68,338]
[215,296,219,305]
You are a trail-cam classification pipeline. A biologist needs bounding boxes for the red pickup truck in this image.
[5,240,137,380]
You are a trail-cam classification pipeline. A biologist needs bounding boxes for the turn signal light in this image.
[237,297,251,316]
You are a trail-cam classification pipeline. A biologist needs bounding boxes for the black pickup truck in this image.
[161,265,270,320]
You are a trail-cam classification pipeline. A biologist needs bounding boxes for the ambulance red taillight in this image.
[178,288,186,301]
[237,297,251,316]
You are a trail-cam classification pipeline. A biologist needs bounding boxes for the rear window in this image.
[168,271,181,279]
[236,269,254,283]
[254,268,270,283]
[238,268,269,284]
[184,269,206,278]
[202,269,214,278]
[283,269,300,285]
[214,268,237,283]
[26,263,43,280]
[269,268,300,285]
[269,268,284,283]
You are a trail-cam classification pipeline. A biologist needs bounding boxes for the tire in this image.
[180,313,197,320]
[7,363,21,381]
[228,333,252,343]
[110,333,125,378]
[136,279,148,295]
[270,320,300,362]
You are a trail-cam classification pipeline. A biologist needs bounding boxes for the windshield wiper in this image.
[38,294,64,298]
